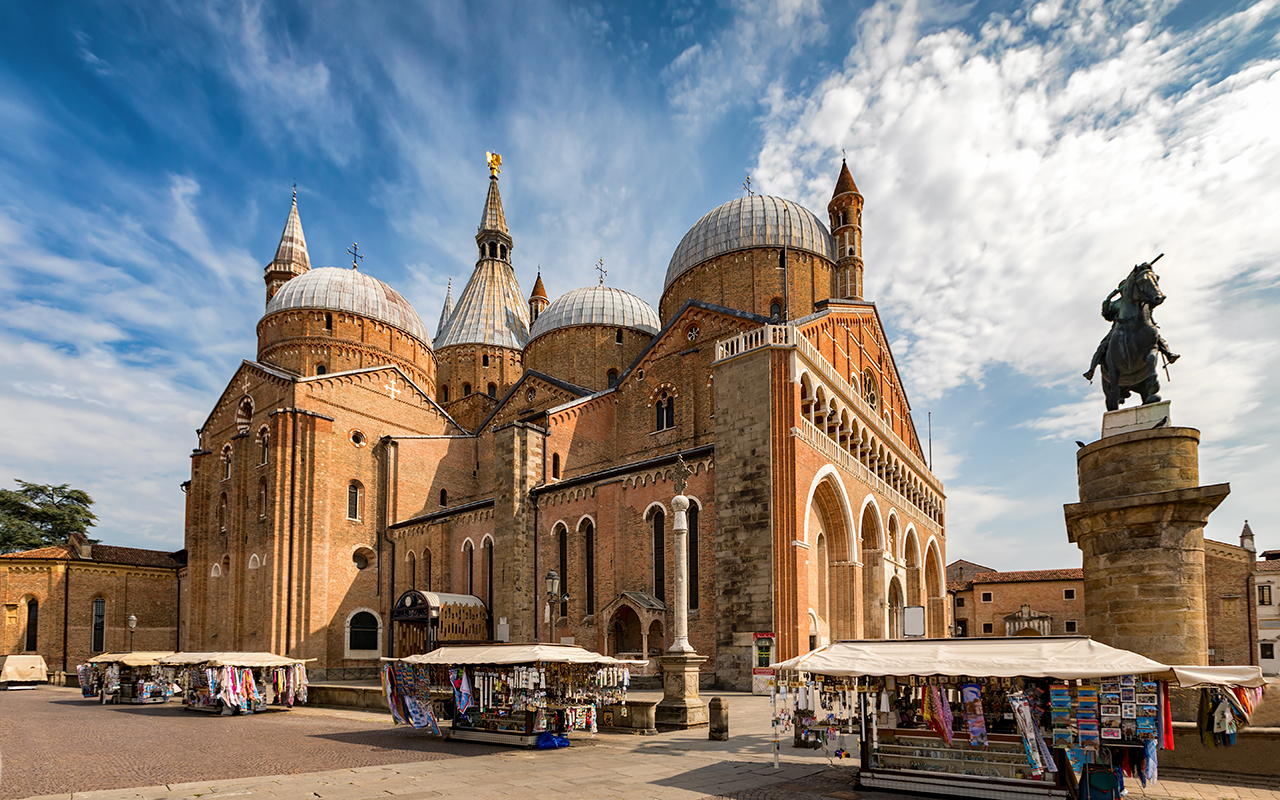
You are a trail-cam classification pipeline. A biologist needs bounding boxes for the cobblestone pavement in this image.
[5,687,1280,800]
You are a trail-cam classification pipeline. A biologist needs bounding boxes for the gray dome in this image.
[528,285,660,340]
[665,195,835,290]
[264,267,431,345]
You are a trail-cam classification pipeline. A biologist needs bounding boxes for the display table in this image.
[864,728,1069,798]
[0,654,48,689]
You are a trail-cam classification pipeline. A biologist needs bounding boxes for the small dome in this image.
[264,267,430,345]
[528,285,660,340]
[665,195,835,290]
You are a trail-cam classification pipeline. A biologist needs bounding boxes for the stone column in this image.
[669,495,694,653]
[1064,420,1227,666]
[656,460,708,729]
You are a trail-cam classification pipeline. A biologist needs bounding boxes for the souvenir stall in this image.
[0,654,48,690]
[157,652,309,714]
[80,652,176,703]
[770,638,1265,800]
[1162,665,1267,749]
[382,643,640,746]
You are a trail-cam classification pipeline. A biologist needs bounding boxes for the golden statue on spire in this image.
[486,151,503,176]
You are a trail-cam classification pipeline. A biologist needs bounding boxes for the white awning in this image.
[1155,665,1266,688]
[388,643,646,666]
[158,652,310,668]
[86,651,175,667]
[773,638,1169,680]
[0,654,48,682]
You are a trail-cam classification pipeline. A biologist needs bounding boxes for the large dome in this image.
[264,267,430,345]
[665,195,835,290]
[528,285,661,340]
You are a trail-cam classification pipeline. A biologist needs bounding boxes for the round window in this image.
[351,430,366,447]
[353,551,372,570]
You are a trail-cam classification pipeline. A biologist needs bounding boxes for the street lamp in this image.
[545,570,568,644]
[127,614,137,652]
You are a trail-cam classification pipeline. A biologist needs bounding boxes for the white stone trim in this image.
[344,607,383,660]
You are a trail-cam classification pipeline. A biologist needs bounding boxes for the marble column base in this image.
[655,652,708,729]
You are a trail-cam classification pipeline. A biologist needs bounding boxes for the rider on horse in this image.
[1083,260,1179,382]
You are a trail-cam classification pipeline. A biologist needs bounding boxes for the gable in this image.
[484,371,593,430]
[298,365,467,436]
[198,360,297,448]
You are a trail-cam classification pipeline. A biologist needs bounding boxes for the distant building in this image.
[0,533,184,678]
[948,567,1083,639]
[1253,523,1279,675]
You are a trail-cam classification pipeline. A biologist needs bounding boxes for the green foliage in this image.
[0,480,99,554]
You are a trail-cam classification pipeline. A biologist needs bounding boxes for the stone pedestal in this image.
[1101,399,1171,438]
[655,653,708,729]
[1064,425,1228,666]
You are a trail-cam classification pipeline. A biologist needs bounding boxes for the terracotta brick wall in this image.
[659,248,832,324]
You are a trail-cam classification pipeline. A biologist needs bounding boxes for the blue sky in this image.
[1,0,1277,568]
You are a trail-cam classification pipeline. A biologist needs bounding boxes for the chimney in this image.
[1240,520,1256,554]
[69,531,91,560]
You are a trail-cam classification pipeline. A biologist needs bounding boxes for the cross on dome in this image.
[348,242,363,270]
[596,258,607,285]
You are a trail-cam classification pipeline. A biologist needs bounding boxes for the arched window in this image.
[248,554,261,569]
[558,524,569,618]
[552,453,561,479]
[219,494,228,534]
[91,598,105,652]
[688,502,700,611]
[499,244,507,260]
[655,393,676,431]
[440,384,450,402]
[316,364,327,375]
[582,519,595,616]
[222,446,233,481]
[464,541,475,595]
[483,354,490,367]
[258,480,267,519]
[488,242,497,259]
[463,383,472,396]
[863,368,878,410]
[25,599,38,651]
[347,610,380,656]
[347,482,361,521]
[325,313,333,330]
[607,369,619,389]
[258,427,269,465]
[210,563,222,577]
[615,329,623,344]
[770,301,782,321]
[222,554,231,577]
[651,509,666,603]
[407,551,417,587]
[665,397,675,430]
[487,382,497,398]
[439,488,447,507]
[483,539,494,609]
[236,397,254,434]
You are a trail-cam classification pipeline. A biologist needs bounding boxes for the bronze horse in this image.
[1084,257,1178,411]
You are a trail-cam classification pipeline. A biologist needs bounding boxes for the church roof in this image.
[433,259,530,349]
[265,266,431,345]
[832,159,860,197]
[665,195,835,291]
[436,280,454,339]
[1,542,184,569]
[528,285,660,340]
[266,190,310,273]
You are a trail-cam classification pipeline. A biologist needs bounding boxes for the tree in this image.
[0,480,99,554]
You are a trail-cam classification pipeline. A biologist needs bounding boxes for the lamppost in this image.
[127,614,137,652]
[545,570,568,644]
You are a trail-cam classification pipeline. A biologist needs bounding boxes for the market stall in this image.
[772,637,1266,800]
[157,652,309,714]
[381,643,641,746]
[0,654,48,690]
[79,652,176,703]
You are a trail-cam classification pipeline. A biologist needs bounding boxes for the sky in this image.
[0,0,1277,568]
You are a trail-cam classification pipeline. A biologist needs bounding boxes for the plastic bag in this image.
[536,731,570,749]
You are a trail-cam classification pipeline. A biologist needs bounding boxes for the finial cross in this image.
[348,242,363,270]
[240,376,252,395]
[596,258,607,285]
[671,454,691,495]
[743,175,754,196]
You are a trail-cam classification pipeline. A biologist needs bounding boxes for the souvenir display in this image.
[179,662,306,713]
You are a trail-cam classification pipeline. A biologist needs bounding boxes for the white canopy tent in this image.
[158,652,310,668]
[87,651,175,667]
[389,643,645,666]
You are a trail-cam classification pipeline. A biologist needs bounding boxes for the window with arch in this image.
[463,383,472,396]
[210,563,222,578]
[91,597,106,652]
[654,393,675,431]
[222,446,233,481]
[499,244,507,260]
[440,384,450,402]
[483,539,494,609]
[258,428,269,465]
[316,364,327,375]
[258,479,267,519]
[325,313,333,330]
[347,611,380,655]
[24,599,37,651]
[688,502,700,611]
[557,525,569,618]
[440,488,447,507]
[464,541,475,596]
[552,453,561,479]
[483,354,490,367]
[406,550,417,587]
[248,554,261,569]
[487,382,497,398]
[236,397,254,434]
[219,494,228,534]
[607,369,619,389]
[615,328,623,344]
[347,482,362,521]
[651,508,666,604]
[222,554,231,577]
[862,368,878,410]
[582,519,595,616]
[488,242,498,259]
[770,300,782,321]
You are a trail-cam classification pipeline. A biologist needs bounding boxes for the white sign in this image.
[904,605,926,637]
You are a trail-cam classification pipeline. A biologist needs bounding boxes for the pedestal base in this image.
[655,652,708,730]
[1102,400,1170,438]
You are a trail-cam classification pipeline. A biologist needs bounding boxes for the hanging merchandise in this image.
[960,683,987,747]
[155,653,308,714]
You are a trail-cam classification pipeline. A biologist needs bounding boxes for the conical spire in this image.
[264,187,312,304]
[832,158,860,198]
[479,175,509,237]
[530,272,547,301]
[436,279,455,339]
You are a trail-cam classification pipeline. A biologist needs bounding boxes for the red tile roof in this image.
[1,542,182,569]
[971,568,1084,584]
[1255,560,1280,572]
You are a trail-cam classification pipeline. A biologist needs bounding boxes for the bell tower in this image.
[264,186,311,305]
[827,159,864,299]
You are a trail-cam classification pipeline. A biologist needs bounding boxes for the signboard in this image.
[752,632,775,695]
[904,605,926,637]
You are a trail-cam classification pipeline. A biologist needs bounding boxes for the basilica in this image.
[181,159,947,688]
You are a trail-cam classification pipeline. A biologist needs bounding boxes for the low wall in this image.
[307,684,389,711]
[1161,722,1280,777]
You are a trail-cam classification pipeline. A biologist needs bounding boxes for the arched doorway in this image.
[925,541,945,637]
[904,529,922,605]
[610,606,641,655]
[647,620,665,658]
[807,475,853,642]
[860,502,884,638]
[888,577,905,639]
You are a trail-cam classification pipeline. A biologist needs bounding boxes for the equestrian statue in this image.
[1083,254,1179,411]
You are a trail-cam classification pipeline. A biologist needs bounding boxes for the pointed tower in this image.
[264,187,311,305]
[434,155,531,425]
[436,279,455,340]
[827,159,865,299]
[529,272,548,322]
